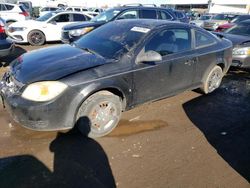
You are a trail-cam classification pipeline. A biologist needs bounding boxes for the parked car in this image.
[88,7,104,13]
[0,3,30,25]
[203,13,239,31]
[39,6,61,17]
[0,17,14,58]
[7,11,92,45]
[190,14,214,27]
[46,0,67,8]
[65,6,88,12]
[61,5,178,43]
[215,14,250,32]
[214,20,250,68]
[173,10,189,23]
[0,20,232,137]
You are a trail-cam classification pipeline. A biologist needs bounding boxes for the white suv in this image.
[0,3,30,25]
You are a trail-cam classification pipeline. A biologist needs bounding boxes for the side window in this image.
[195,31,216,48]
[5,4,14,10]
[67,8,73,11]
[117,10,139,19]
[75,8,80,12]
[159,11,172,20]
[145,28,191,56]
[140,10,157,19]
[0,4,6,11]
[73,14,86,21]
[53,14,70,22]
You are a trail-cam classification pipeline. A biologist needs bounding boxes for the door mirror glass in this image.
[136,50,162,64]
[50,21,57,25]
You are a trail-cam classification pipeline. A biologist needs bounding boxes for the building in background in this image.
[209,0,250,14]
[161,0,209,12]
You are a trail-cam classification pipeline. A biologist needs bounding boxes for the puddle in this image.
[108,120,168,137]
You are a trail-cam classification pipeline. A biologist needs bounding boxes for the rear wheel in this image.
[27,30,45,46]
[201,65,223,94]
[76,91,122,138]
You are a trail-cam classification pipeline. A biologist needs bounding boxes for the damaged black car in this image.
[0,20,232,137]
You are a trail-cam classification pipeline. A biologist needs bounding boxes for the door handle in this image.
[185,58,196,66]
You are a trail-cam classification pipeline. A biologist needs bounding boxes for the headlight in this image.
[69,27,94,37]
[233,47,250,55]
[21,81,68,102]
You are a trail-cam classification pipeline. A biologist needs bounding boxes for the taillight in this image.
[19,11,29,17]
[0,22,5,33]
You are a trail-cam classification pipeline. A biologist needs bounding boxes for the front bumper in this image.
[7,30,28,43]
[0,79,81,131]
[232,55,250,68]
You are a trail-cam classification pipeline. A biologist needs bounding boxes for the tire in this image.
[76,91,122,138]
[201,65,223,94]
[27,30,45,46]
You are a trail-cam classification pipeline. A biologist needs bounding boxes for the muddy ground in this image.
[0,44,249,188]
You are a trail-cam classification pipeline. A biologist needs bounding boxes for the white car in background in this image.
[7,11,92,46]
[39,6,61,17]
[0,3,30,25]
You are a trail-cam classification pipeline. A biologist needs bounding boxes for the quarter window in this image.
[5,4,14,10]
[140,10,157,19]
[159,11,172,20]
[195,31,216,48]
[145,28,191,56]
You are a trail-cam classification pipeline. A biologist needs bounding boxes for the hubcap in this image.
[90,101,119,133]
[31,32,43,44]
[208,69,222,93]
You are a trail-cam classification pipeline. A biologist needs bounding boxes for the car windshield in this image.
[213,14,237,21]
[91,8,121,22]
[225,24,250,36]
[74,22,149,59]
[36,12,56,21]
[199,15,211,20]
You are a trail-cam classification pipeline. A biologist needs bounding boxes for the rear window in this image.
[140,10,157,19]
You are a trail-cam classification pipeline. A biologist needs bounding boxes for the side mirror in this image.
[50,21,57,25]
[136,50,162,64]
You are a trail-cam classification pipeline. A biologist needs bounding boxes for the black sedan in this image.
[0,18,14,58]
[0,20,232,137]
[214,19,250,68]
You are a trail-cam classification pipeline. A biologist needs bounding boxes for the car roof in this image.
[111,6,174,11]
[112,19,188,29]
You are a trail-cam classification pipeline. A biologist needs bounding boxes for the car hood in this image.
[63,21,105,30]
[218,33,250,46]
[9,20,45,27]
[10,44,108,84]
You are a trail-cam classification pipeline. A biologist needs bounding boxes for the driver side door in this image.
[132,27,196,105]
[45,13,74,41]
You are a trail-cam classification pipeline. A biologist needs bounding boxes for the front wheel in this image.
[201,65,223,94]
[76,91,122,138]
[27,30,45,46]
